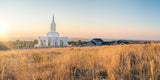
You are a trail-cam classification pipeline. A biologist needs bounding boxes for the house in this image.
[102,42,112,45]
[86,38,104,46]
[117,40,129,45]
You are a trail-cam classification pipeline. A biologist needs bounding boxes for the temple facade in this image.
[35,16,68,47]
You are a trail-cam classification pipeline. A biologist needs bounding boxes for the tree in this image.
[24,41,26,47]
[33,39,38,45]
[13,42,17,48]
[16,40,20,42]
[78,40,82,45]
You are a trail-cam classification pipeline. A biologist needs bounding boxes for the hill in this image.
[0,42,10,50]
[0,45,10,50]
[0,43,159,80]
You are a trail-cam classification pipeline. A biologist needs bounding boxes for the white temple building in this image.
[35,16,68,47]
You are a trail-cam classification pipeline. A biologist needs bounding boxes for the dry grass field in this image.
[0,43,160,80]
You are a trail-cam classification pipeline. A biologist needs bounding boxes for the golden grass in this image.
[0,43,160,80]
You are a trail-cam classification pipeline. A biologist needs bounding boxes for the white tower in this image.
[35,14,68,48]
[47,15,59,37]
[51,16,56,32]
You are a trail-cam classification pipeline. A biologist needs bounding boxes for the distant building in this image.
[102,42,112,45]
[86,38,104,46]
[117,40,129,45]
[35,15,68,47]
[86,38,152,46]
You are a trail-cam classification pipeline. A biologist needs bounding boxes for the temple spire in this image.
[53,14,54,20]
[51,15,56,32]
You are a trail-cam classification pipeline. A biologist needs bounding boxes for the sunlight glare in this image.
[0,22,8,37]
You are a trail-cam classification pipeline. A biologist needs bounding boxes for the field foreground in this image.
[0,44,160,80]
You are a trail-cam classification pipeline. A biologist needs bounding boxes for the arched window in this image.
[41,42,43,46]
[48,42,51,46]
[60,40,63,46]
[55,42,57,46]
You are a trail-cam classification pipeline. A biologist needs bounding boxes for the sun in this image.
[0,22,8,37]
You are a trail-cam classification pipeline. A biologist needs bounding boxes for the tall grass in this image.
[0,43,160,80]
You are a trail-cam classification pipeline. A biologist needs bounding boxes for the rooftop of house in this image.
[91,38,104,43]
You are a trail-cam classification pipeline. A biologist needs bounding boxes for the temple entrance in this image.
[41,42,43,46]
[55,42,57,46]
[48,42,51,46]
[60,40,63,46]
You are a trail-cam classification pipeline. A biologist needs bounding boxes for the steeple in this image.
[52,14,54,20]
[51,15,56,32]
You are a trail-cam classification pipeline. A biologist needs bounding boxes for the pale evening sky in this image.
[0,0,160,41]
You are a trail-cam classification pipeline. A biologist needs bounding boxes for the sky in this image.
[0,0,160,41]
